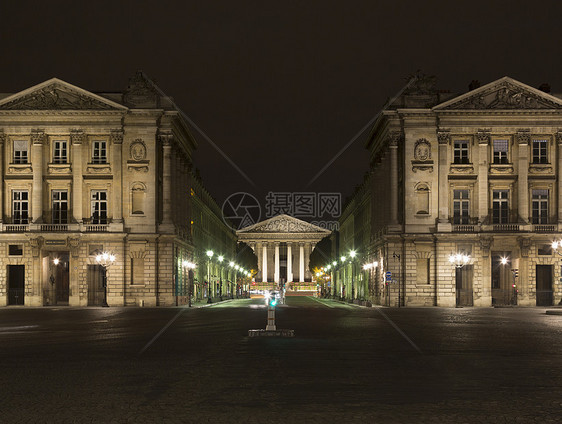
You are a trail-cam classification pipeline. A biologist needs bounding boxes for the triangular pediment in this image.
[0,78,128,111]
[433,77,562,110]
[237,214,331,234]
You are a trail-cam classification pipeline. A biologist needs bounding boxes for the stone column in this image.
[437,131,451,231]
[262,242,268,283]
[299,243,305,282]
[477,131,490,223]
[305,242,312,281]
[389,132,399,225]
[160,133,173,229]
[557,132,562,224]
[274,242,280,283]
[287,242,293,282]
[517,131,530,224]
[111,130,123,223]
[71,130,84,223]
[31,130,45,223]
[0,130,4,222]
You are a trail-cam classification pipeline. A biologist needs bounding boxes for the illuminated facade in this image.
[336,76,562,307]
[0,72,211,307]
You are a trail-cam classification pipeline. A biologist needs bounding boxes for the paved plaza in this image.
[0,298,561,423]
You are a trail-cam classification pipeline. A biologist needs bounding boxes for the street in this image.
[0,297,561,423]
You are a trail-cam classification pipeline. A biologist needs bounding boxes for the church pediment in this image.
[433,77,562,111]
[0,78,127,111]
[237,214,331,234]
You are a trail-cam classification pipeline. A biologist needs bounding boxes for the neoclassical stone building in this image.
[0,72,235,307]
[335,76,562,307]
[237,214,331,290]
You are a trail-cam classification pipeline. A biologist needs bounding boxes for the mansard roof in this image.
[433,76,562,111]
[0,78,128,111]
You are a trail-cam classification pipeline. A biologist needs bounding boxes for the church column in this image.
[274,242,280,283]
[111,130,123,223]
[477,131,490,222]
[437,131,451,231]
[31,130,45,223]
[71,130,84,223]
[287,242,293,282]
[262,242,268,283]
[299,242,305,282]
[0,130,4,222]
[517,131,529,223]
[305,242,312,281]
[389,132,399,225]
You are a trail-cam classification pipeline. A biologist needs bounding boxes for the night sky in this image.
[2,1,562,218]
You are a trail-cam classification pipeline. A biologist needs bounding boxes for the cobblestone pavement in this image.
[0,298,561,423]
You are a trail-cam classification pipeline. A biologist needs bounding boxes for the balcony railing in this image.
[493,224,520,232]
[40,224,68,232]
[533,224,556,233]
[453,225,475,232]
[4,224,29,233]
[84,224,109,232]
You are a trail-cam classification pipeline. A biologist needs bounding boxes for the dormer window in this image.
[13,140,28,164]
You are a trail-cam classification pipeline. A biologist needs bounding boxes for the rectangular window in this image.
[492,190,509,224]
[532,139,548,164]
[92,140,107,164]
[91,190,108,224]
[532,189,548,224]
[12,190,29,224]
[13,140,28,164]
[453,140,469,164]
[53,140,68,164]
[52,190,68,224]
[453,190,470,224]
[493,139,509,164]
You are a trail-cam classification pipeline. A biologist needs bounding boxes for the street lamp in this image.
[392,252,401,307]
[206,250,213,303]
[95,251,116,307]
[349,250,357,300]
[182,260,196,307]
[448,253,471,268]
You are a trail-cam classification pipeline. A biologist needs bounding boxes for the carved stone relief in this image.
[130,139,147,161]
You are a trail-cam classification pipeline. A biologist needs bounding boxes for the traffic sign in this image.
[385,271,392,282]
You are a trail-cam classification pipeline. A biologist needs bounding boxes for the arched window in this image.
[131,183,146,215]
[415,183,430,214]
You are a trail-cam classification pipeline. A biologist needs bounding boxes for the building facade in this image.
[237,214,331,292]
[333,76,562,307]
[0,72,235,307]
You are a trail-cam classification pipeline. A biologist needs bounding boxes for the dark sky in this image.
[2,1,562,217]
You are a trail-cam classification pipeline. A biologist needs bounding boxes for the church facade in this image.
[336,76,562,307]
[237,214,331,291]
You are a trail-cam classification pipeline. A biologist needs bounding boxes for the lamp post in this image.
[206,250,213,303]
[95,251,116,307]
[349,250,357,300]
[392,252,401,307]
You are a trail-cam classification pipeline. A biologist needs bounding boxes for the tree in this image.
[236,242,258,275]
[309,236,332,272]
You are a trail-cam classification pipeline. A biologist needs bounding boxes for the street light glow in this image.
[501,257,508,265]
[218,255,224,262]
[229,261,235,267]
[349,250,356,258]
[341,256,346,262]
[206,250,213,258]
[53,258,60,265]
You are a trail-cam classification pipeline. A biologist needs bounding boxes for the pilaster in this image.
[437,130,451,231]
[70,130,84,223]
[517,130,530,223]
[111,130,123,223]
[477,130,490,223]
[31,129,45,223]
